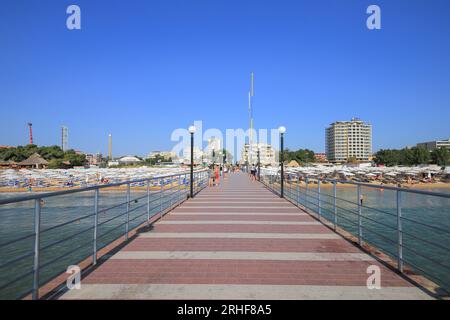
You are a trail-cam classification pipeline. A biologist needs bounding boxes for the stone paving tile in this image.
[60,172,431,300]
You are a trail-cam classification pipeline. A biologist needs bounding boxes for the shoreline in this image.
[0,185,180,194]
[303,182,450,190]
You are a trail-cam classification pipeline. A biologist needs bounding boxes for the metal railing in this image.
[0,169,209,300]
[260,168,450,294]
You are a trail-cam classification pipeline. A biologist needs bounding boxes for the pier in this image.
[57,173,432,300]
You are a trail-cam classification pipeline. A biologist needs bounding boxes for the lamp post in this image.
[218,150,222,177]
[188,125,196,198]
[257,148,261,181]
[279,126,286,198]
[222,149,226,177]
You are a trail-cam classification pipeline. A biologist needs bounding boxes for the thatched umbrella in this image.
[17,153,49,169]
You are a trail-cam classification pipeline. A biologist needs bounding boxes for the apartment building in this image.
[325,118,372,163]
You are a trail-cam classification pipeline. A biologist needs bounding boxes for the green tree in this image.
[63,150,87,167]
[398,148,415,166]
[431,147,449,166]
[280,148,315,164]
[47,159,67,169]
[222,149,233,164]
[411,146,430,165]
[39,145,64,160]
[374,149,400,166]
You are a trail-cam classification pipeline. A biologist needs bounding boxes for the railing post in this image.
[289,175,294,200]
[159,179,163,219]
[178,175,182,204]
[185,174,188,198]
[296,174,300,205]
[333,181,337,231]
[317,179,321,220]
[201,171,204,190]
[32,198,41,300]
[146,180,150,226]
[93,189,99,265]
[397,190,403,272]
[125,183,130,240]
[357,184,362,246]
[305,177,312,203]
[169,177,173,209]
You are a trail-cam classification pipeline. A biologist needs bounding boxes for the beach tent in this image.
[286,160,300,167]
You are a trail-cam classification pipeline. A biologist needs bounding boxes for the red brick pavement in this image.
[59,172,431,299]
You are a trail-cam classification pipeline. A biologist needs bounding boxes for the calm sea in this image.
[0,190,174,299]
[294,185,450,294]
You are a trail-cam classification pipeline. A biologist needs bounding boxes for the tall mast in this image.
[249,72,254,164]
[27,123,33,145]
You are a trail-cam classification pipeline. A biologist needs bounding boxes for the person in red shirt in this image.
[215,165,220,185]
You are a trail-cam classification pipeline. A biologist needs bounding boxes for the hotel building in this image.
[416,139,450,151]
[325,118,372,163]
[182,146,203,164]
[241,144,276,166]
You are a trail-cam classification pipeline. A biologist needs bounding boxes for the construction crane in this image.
[27,123,33,145]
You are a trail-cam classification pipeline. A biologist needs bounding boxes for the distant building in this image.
[314,153,328,163]
[0,146,14,149]
[417,139,450,151]
[147,151,177,160]
[183,146,203,164]
[86,153,103,166]
[107,160,119,167]
[241,144,276,166]
[61,126,69,152]
[118,156,142,165]
[204,138,222,164]
[325,118,372,163]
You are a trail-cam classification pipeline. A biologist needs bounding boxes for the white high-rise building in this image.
[183,146,203,164]
[204,138,221,164]
[241,144,276,166]
[61,126,68,152]
[325,118,372,163]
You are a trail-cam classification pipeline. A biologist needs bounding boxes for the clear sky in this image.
[1,0,449,157]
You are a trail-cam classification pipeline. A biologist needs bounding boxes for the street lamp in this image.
[279,126,286,198]
[188,125,196,198]
[257,148,261,181]
[222,150,226,177]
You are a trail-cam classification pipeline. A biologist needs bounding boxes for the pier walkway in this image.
[60,173,431,299]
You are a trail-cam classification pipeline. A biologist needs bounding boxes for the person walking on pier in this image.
[209,165,215,187]
[250,165,257,182]
[215,165,220,185]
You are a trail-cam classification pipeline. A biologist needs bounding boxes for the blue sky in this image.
[1,0,449,157]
